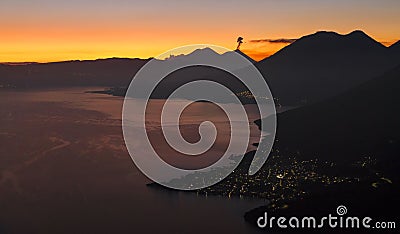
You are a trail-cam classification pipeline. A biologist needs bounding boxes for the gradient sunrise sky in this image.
[1,0,399,62]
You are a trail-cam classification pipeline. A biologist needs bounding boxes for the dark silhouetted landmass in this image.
[0,58,149,88]
[390,40,400,54]
[257,30,400,105]
[2,31,397,108]
[87,49,258,103]
[230,49,256,64]
[244,64,400,230]
[258,64,400,164]
[149,63,400,230]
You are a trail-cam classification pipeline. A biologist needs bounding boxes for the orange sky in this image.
[0,0,399,62]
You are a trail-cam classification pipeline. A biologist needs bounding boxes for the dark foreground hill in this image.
[390,40,400,53]
[258,64,400,166]
[245,65,400,231]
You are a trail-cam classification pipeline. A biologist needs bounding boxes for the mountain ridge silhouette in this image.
[1,30,399,106]
[256,30,400,105]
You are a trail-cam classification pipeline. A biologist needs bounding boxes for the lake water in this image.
[0,87,269,233]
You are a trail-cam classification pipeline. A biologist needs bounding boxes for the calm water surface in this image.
[0,87,268,233]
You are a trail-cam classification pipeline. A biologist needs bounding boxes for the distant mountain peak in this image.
[303,30,374,40]
[347,29,367,36]
[165,47,256,64]
[164,47,220,60]
[256,30,398,105]
[188,47,220,56]
[314,30,339,35]
[345,30,377,41]
[265,29,385,61]
[307,30,375,42]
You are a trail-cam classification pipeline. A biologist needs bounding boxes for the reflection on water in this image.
[0,87,268,233]
[122,97,274,186]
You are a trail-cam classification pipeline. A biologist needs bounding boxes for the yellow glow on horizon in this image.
[1,0,400,63]
[0,22,398,63]
[0,37,396,63]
